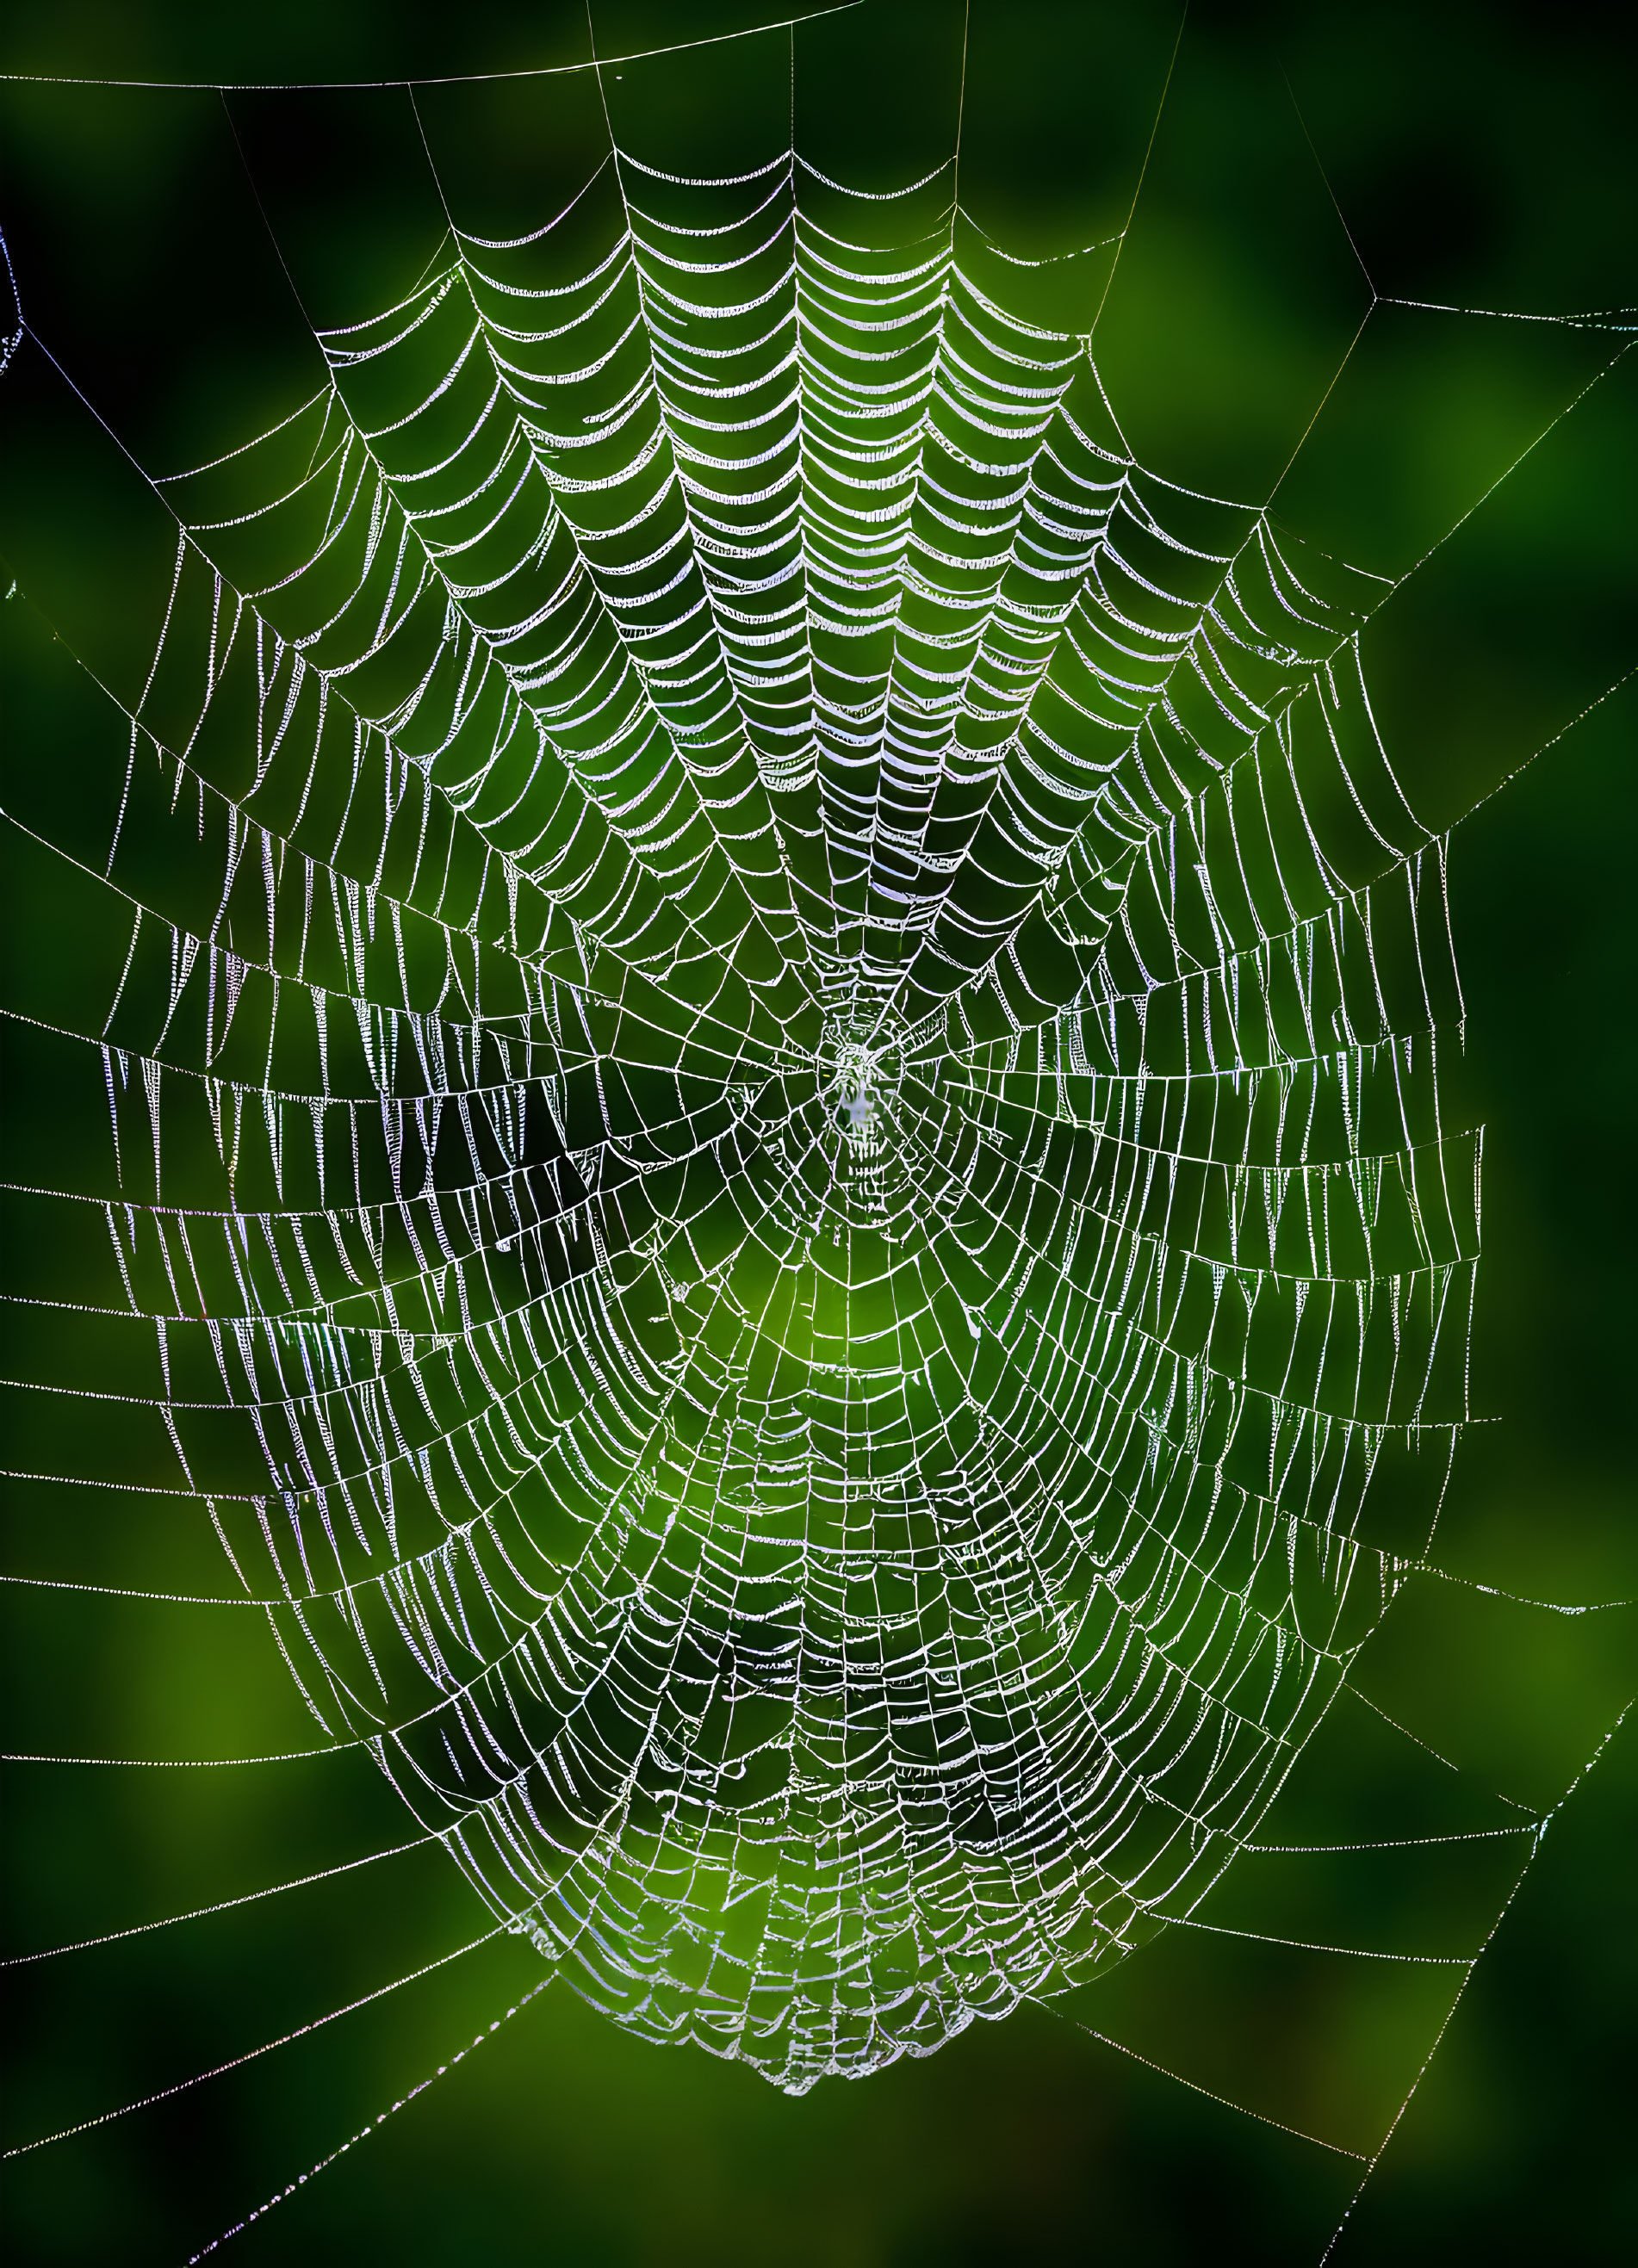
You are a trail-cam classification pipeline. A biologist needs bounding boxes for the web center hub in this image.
[818,1014,905,1151]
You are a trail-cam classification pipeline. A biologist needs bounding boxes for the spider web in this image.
[1,4,1631,2253]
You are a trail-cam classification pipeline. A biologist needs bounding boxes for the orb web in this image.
[0,121,1486,2098]
[18,18,1634,2235]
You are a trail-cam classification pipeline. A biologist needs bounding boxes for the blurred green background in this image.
[2,4,1633,2262]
